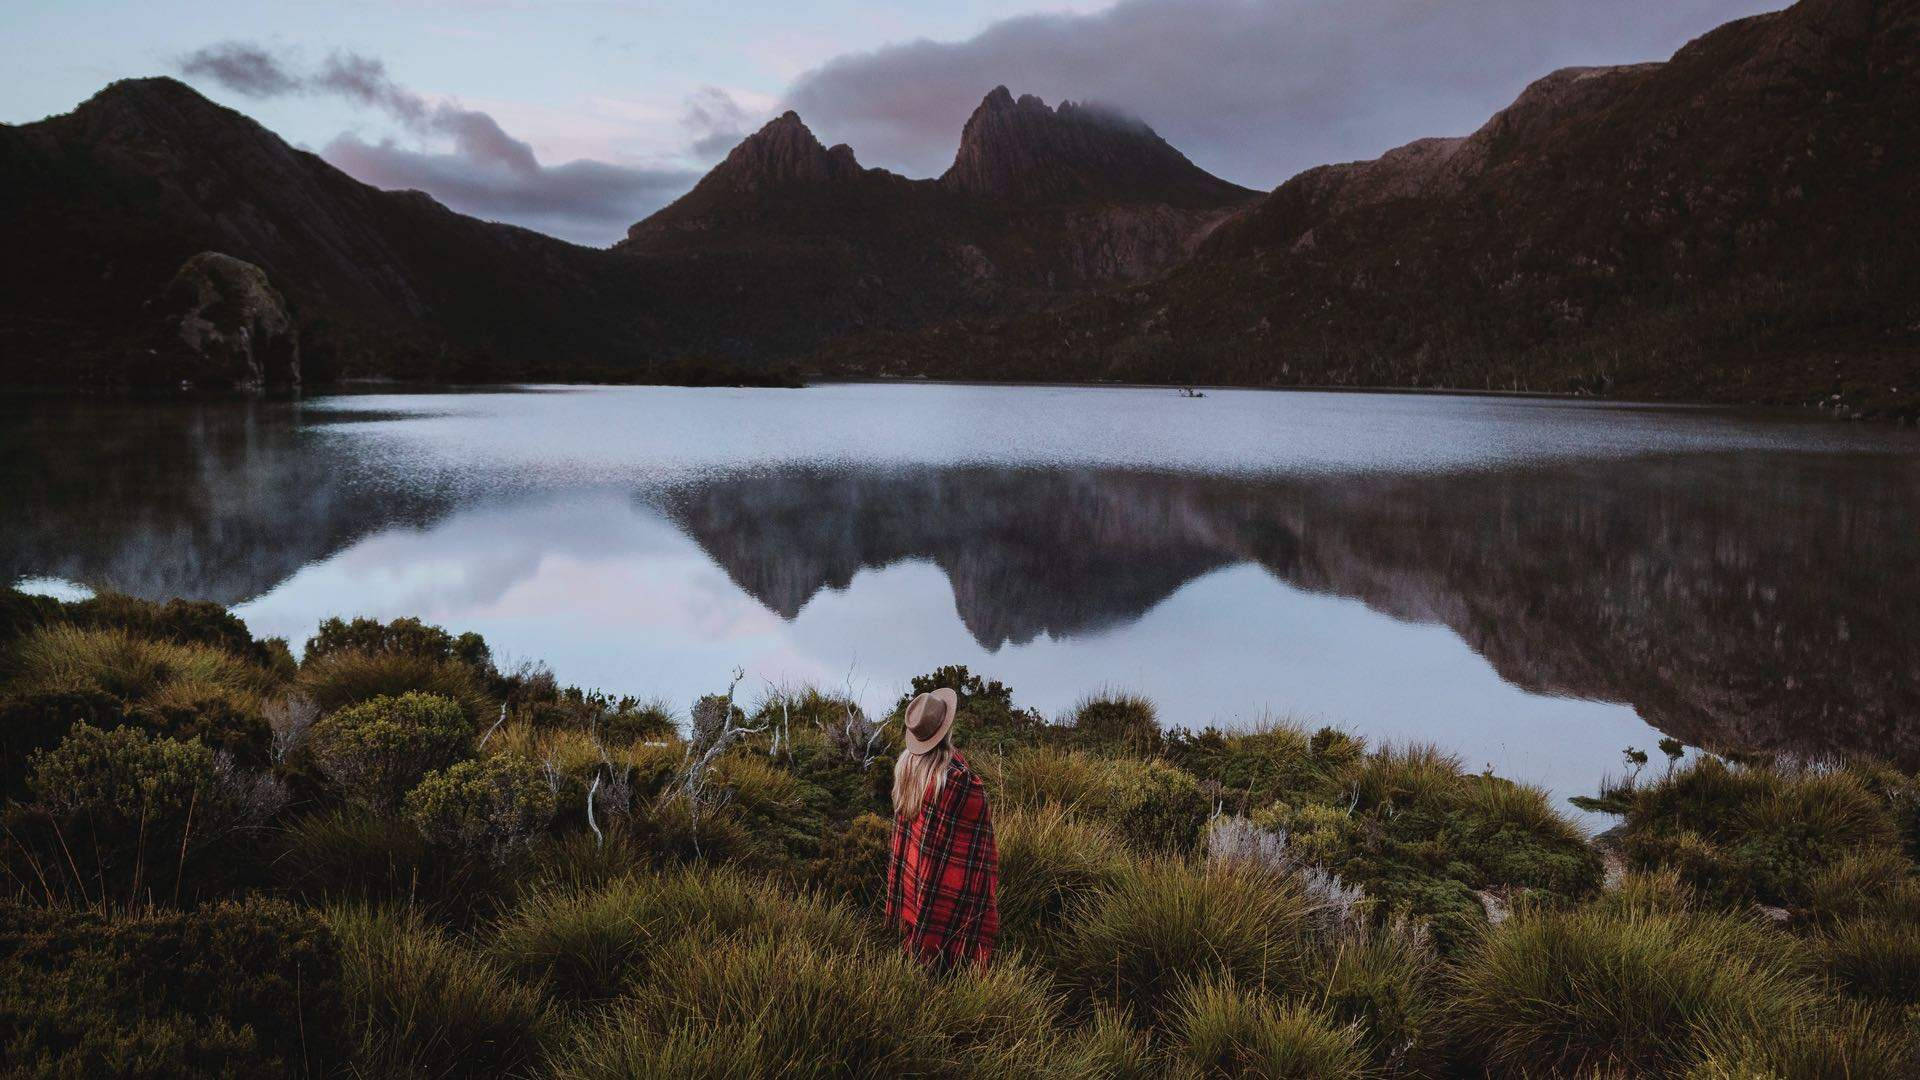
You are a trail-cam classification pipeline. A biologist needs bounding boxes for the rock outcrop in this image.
[940,86,1254,208]
[153,252,300,389]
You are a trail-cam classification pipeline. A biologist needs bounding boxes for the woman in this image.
[886,687,999,972]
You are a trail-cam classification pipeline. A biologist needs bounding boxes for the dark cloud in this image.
[177,42,302,97]
[682,86,755,161]
[174,42,694,245]
[786,0,1777,187]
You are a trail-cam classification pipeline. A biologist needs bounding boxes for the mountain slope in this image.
[0,77,694,386]
[823,0,1920,420]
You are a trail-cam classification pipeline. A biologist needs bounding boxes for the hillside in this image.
[822,0,1920,421]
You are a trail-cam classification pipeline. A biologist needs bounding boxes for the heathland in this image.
[1,587,1916,1077]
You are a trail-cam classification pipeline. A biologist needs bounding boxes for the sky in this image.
[1,0,1777,246]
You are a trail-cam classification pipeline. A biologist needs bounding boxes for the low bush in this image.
[0,896,343,1078]
[1060,858,1320,1023]
[899,665,1045,752]
[305,692,473,811]
[10,723,284,904]
[405,755,557,860]
[1170,979,1370,1079]
[1068,691,1162,755]
[1598,756,1909,908]
[1447,905,1823,1076]
[1165,720,1351,815]
[297,648,492,726]
[329,903,553,1078]
[304,615,493,676]
[812,810,893,911]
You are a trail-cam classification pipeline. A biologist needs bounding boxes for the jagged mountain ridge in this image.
[617,87,1258,331]
[822,0,1920,420]
[0,78,1254,389]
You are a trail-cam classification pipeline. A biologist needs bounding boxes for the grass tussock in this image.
[1448,905,1822,1076]
[329,902,554,1079]
[1170,978,1371,1079]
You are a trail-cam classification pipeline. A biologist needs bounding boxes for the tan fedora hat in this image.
[903,688,959,755]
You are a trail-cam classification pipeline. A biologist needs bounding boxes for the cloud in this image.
[174,41,696,244]
[784,0,1776,187]
[681,86,754,161]
[177,42,302,97]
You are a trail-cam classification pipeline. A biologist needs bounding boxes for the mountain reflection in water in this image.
[5,390,1917,786]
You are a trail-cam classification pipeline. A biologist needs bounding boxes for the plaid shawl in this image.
[886,752,1000,970]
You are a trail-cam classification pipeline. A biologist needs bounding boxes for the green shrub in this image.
[1448,906,1823,1076]
[898,664,1045,752]
[1601,757,1909,908]
[0,685,126,795]
[296,648,492,726]
[12,723,283,904]
[812,811,893,912]
[1069,692,1162,755]
[1170,979,1370,1079]
[1165,720,1345,815]
[405,755,556,860]
[1060,859,1319,1023]
[995,803,1131,954]
[329,903,553,1078]
[0,896,343,1078]
[304,615,493,675]
[306,692,473,811]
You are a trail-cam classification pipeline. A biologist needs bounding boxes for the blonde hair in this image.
[893,740,953,821]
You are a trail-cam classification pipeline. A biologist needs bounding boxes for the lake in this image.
[6,384,1918,811]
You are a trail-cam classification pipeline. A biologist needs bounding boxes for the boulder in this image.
[154,252,299,389]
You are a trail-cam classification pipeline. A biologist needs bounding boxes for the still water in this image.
[6,384,1918,808]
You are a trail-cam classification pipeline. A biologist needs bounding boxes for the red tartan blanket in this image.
[886,752,1000,970]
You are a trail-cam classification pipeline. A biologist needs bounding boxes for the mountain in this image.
[823,0,1920,421]
[0,80,1254,390]
[614,89,1258,346]
[0,77,699,387]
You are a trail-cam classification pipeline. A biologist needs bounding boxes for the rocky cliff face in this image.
[940,86,1253,208]
[825,0,1920,420]
[620,89,1258,295]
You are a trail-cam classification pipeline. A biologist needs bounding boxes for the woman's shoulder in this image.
[946,753,986,790]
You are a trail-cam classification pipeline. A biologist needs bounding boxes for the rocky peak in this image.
[940,86,1254,208]
[703,110,864,193]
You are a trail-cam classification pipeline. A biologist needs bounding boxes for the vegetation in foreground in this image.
[0,589,1915,1077]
